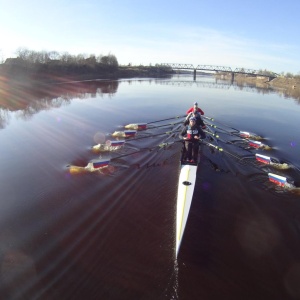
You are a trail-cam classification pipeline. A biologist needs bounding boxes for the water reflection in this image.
[0,78,120,128]
[2,76,300,130]
[160,78,298,97]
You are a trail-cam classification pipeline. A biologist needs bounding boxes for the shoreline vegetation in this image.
[1,49,300,99]
[0,50,174,84]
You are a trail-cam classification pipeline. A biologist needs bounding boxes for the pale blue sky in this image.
[0,0,299,74]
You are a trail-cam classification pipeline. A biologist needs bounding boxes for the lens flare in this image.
[93,132,106,144]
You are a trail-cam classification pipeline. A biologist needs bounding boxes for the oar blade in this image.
[124,123,147,130]
[255,154,271,164]
[239,131,251,138]
[249,140,262,149]
[106,140,126,147]
[86,159,110,171]
[268,173,287,187]
[111,130,137,138]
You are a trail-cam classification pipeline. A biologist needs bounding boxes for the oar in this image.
[203,125,298,192]
[68,158,111,174]
[111,140,183,159]
[128,130,179,141]
[157,140,183,148]
[255,154,290,169]
[93,130,181,152]
[204,127,271,150]
[207,117,266,141]
[92,140,126,152]
[110,125,182,138]
[69,137,183,173]
[147,115,186,124]
[203,117,263,140]
[205,122,263,140]
[123,115,185,130]
[203,116,241,133]
[203,138,262,163]
[203,139,296,189]
[267,173,300,194]
[109,130,138,138]
[124,120,183,130]
[268,173,294,187]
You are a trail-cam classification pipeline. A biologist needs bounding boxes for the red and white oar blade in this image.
[239,131,250,138]
[124,130,137,137]
[268,173,287,187]
[136,123,147,130]
[249,140,262,148]
[89,159,110,170]
[106,140,125,147]
[255,154,271,164]
[111,140,125,146]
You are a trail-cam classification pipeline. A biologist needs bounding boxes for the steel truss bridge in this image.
[160,63,279,81]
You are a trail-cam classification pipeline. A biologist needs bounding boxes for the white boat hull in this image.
[176,163,197,257]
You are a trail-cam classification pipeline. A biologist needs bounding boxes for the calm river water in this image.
[1,75,300,300]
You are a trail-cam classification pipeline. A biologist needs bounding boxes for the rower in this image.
[179,117,206,163]
[184,109,206,129]
[186,101,205,116]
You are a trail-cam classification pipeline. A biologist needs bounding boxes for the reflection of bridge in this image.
[160,63,279,81]
[157,79,276,94]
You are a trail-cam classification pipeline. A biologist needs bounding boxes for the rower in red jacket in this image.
[186,102,204,115]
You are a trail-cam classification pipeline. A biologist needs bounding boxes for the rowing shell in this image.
[176,161,198,258]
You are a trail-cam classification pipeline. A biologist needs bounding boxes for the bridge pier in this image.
[193,69,196,80]
[231,72,235,82]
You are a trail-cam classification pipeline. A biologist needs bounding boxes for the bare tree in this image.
[99,53,118,67]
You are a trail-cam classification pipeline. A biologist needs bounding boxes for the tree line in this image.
[0,48,174,83]
[3,48,118,69]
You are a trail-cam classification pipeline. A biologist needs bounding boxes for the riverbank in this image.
[0,63,174,84]
[236,74,299,89]
[217,73,300,102]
